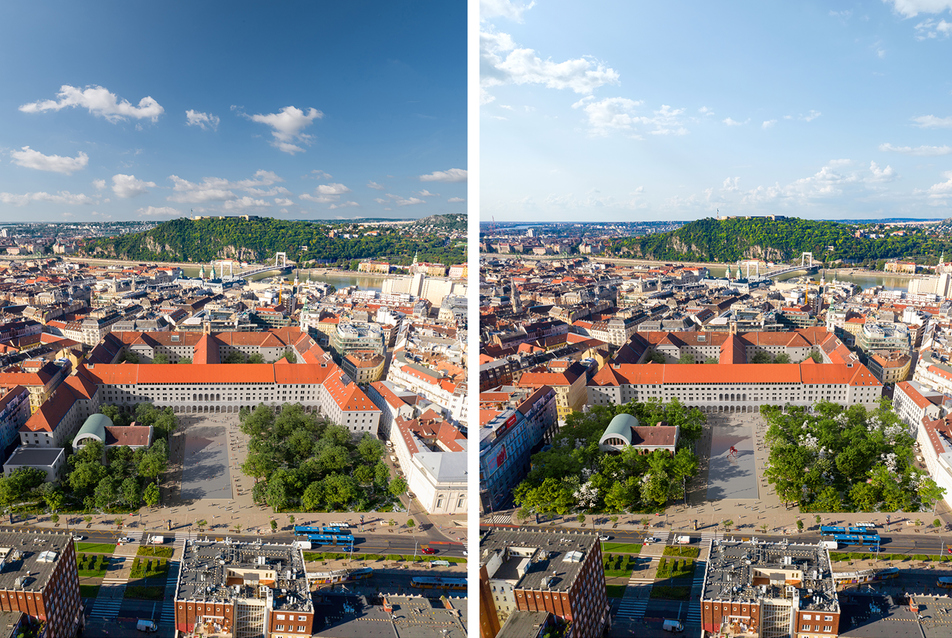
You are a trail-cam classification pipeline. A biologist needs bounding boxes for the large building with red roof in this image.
[589,328,882,414]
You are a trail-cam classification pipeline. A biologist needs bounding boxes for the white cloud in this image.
[168,170,284,204]
[185,110,220,131]
[448,197,465,203]
[167,170,284,204]
[328,201,360,209]
[914,17,952,38]
[723,177,740,191]
[912,114,952,128]
[309,170,333,179]
[92,179,106,190]
[480,0,535,22]
[274,198,294,206]
[698,106,714,116]
[317,183,351,196]
[420,168,468,183]
[0,191,95,206]
[416,189,439,197]
[573,97,687,137]
[10,146,88,174]
[245,186,290,197]
[801,110,822,122]
[244,106,323,154]
[112,174,156,198]
[387,194,425,206]
[723,117,746,126]
[868,161,897,182]
[481,28,619,100]
[19,84,163,122]
[221,197,271,211]
[928,170,952,197]
[879,142,952,155]
[885,0,952,18]
[300,194,336,204]
[762,119,777,129]
[367,181,385,190]
[137,206,182,217]
[374,198,388,204]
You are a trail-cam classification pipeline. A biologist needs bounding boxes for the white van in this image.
[148,535,165,544]
[137,619,158,632]
[821,540,838,549]
[662,619,683,632]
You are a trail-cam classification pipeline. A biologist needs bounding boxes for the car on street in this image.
[644,537,661,544]
[598,535,611,541]
[119,536,136,544]
[421,547,437,554]
[72,535,84,541]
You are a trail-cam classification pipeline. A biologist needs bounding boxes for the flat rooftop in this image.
[839,593,952,638]
[176,540,311,613]
[312,594,466,638]
[480,529,597,593]
[702,540,839,614]
[0,532,72,594]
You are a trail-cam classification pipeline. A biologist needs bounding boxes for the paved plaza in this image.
[179,422,232,500]
[707,423,758,501]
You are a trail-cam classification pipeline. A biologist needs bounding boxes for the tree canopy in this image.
[513,400,701,515]
[239,403,393,512]
[763,399,944,512]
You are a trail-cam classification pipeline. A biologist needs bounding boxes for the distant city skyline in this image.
[0,1,466,222]
[481,0,952,222]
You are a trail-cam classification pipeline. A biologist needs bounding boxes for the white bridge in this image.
[763,253,817,279]
[236,253,292,279]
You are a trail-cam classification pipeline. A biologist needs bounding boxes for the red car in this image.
[421,547,437,555]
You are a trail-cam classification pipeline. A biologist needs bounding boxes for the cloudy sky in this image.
[481,0,952,221]
[0,1,466,222]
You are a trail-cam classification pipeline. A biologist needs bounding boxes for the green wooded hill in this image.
[610,217,952,264]
[409,213,466,231]
[80,216,465,265]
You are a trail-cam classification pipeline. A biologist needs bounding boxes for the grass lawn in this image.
[130,557,168,579]
[75,543,115,554]
[663,546,700,559]
[602,543,642,554]
[606,584,628,599]
[656,557,696,580]
[651,585,692,600]
[137,546,174,558]
[76,553,109,578]
[79,584,100,598]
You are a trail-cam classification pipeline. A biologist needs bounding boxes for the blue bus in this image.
[821,526,869,535]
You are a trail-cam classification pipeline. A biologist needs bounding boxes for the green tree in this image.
[796,518,804,532]
[152,352,170,364]
[143,483,160,507]
[223,351,246,364]
[677,353,695,365]
[270,519,278,533]
[751,350,772,364]
[247,353,265,364]
[121,477,141,508]
[389,477,408,498]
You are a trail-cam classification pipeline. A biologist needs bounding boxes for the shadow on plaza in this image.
[705,449,756,502]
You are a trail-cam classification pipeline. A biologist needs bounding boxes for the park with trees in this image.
[763,399,945,513]
[239,403,401,512]
[513,399,702,516]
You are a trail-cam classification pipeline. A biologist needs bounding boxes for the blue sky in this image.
[0,1,466,222]
[481,0,952,221]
